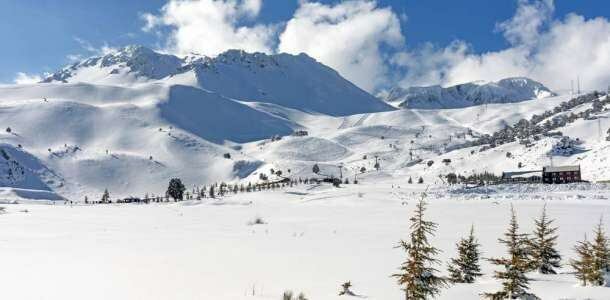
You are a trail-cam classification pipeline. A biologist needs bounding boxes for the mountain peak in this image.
[43,45,184,83]
[385,77,556,109]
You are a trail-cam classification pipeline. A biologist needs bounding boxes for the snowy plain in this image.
[1,181,610,299]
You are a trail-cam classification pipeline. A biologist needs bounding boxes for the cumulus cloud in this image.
[278,1,404,92]
[142,0,404,92]
[496,0,554,47]
[14,72,42,84]
[397,0,610,92]
[142,0,276,56]
[143,0,610,93]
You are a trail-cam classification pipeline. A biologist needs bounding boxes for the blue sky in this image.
[2,0,610,92]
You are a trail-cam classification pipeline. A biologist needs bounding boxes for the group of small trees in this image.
[84,176,314,205]
[394,198,609,299]
[282,291,307,300]
[444,171,501,185]
[460,91,609,152]
[550,136,584,156]
[407,176,424,184]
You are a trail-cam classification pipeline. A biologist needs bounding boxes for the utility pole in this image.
[577,76,581,95]
[598,117,609,142]
[338,163,343,179]
[571,80,574,96]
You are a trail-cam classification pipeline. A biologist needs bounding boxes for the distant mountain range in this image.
[383,77,556,109]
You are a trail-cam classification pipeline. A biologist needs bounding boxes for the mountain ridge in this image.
[384,77,556,109]
[41,45,394,116]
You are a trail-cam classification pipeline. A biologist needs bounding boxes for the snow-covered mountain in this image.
[1,45,609,202]
[42,46,393,116]
[384,77,556,109]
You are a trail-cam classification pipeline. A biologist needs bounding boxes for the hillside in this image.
[1,46,609,202]
[384,77,556,109]
[42,46,394,116]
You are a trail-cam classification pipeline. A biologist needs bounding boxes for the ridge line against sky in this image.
[3,0,610,94]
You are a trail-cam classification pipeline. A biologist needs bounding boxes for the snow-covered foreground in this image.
[1,181,610,299]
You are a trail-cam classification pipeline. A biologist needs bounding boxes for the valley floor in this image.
[1,180,610,299]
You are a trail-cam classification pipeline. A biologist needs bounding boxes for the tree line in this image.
[83,175,342,204]
[393,196,610,299]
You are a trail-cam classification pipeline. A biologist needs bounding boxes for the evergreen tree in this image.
[101,189,110,203]
[408,177,413,184]
[484,206,537,299]
[392,194,448,299]
[312,164,320,174]
[529,204,561,274]
[209,185,215,198]
[591,217,610,285]
[447,225,482,283]
[166,178,186,201]
[418,177,424,184]
[570,235,600,286]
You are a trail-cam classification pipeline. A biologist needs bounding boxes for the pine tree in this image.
[166,178,186,201]
[101,189,110,203]
[484,206,537,299]
[392,194,448,299]
[209,185,215,198]
[570,235,599,286]
[591,217,610,285]
[529,204,561,274]
[447,225,482,283]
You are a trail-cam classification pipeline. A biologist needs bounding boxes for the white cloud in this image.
[13,72,42,84]
[141,0,404,92]
[496,0,554,47]
[278,0,404,92]
[142,0,610,93]
[142,0,276,56]
[397,0,610,92]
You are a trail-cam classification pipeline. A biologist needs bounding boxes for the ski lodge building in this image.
[542,165,581,184]
[501,165,582,184]
[501,170,542,183]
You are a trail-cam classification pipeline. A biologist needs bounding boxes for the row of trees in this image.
[394,197,609,299]
[87,176,327,204]
[458,92,608,152]
[445,171,501,185]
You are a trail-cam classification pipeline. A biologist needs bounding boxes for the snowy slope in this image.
[1,44,609,202]
[190,50,394,116]
[385,77,556,109]
[0,80,297,199]
[42,46,394,116]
